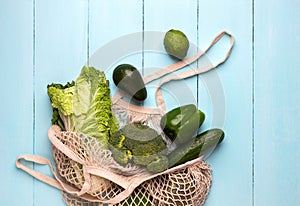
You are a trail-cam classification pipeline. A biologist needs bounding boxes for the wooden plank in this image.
[34,0,88,205]
[89,0,143,97]
[254,1,300,205]
[143,0,199,111]
[198,1,253,205]
[0,0,34,205]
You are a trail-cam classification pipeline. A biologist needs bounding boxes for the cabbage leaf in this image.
[47,66,119,149]
[73,66,118,148]
[47,81,75,131]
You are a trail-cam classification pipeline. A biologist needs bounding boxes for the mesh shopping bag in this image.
[16,30,234,206]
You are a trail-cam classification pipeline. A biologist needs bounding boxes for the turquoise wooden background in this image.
[1,0,299,205]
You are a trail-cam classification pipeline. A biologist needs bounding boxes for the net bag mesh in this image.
[50,119,212,206]
[47,71,215,205]
[61,163,211,206]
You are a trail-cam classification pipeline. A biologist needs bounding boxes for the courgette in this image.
[167,128,224,168]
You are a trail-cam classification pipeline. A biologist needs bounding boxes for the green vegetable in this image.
[48,86,74,116]
[47,81,75,131]
[160,104,205,145]
[47,66,120,189]
[109,146,133,166]
[112,64,147,101]
[109,123,168,173]
[168,128,224,168]
[146,155,168,173]
[164,29,189,59]
[47,66,119,149]
[73,66,119,149]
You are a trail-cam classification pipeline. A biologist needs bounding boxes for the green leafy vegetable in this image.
[48,86,74,116]
[47,81,75,131]
[72,66,118,149]
[47,66,119,149]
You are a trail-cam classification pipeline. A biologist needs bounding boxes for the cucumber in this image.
[167,128,224,167]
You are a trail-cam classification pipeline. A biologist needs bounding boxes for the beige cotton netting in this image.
[16,31,234,206]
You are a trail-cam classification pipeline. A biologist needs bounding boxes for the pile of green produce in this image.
[48,29,225,174]
[47,69,224,173]
[107,103,224,173]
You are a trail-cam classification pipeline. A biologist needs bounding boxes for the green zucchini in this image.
[167,128,224,167]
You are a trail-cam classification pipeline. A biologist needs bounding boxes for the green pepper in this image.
[160,104,205,145]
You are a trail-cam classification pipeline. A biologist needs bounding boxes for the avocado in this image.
[112,64,147,101]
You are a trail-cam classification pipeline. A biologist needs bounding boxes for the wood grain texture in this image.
[254,0,300,205]
[34,0,88,205]
[143,0,199,110]
[198,1,253,205]
[1,0,300,205]
[0,0,34,205]
[89,0,143,97]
